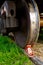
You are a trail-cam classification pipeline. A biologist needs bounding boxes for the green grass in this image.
[0,35,34,65]
[41,28,43,31]
[38,33,43,40]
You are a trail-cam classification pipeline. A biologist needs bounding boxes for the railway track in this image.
[8,32,43,65]
[30,56,43,65]
[24,49,43,65]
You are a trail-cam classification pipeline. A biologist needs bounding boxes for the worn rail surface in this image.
[30,56,43,65]
[24,50,43,65]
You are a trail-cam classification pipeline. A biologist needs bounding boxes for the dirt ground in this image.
[32,41,43,61]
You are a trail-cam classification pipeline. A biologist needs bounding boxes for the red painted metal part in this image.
[24,45,34,57]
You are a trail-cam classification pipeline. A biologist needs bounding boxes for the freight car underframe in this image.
[0,0,40,48]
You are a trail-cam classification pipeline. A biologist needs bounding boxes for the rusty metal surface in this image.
[40,17,43,27]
